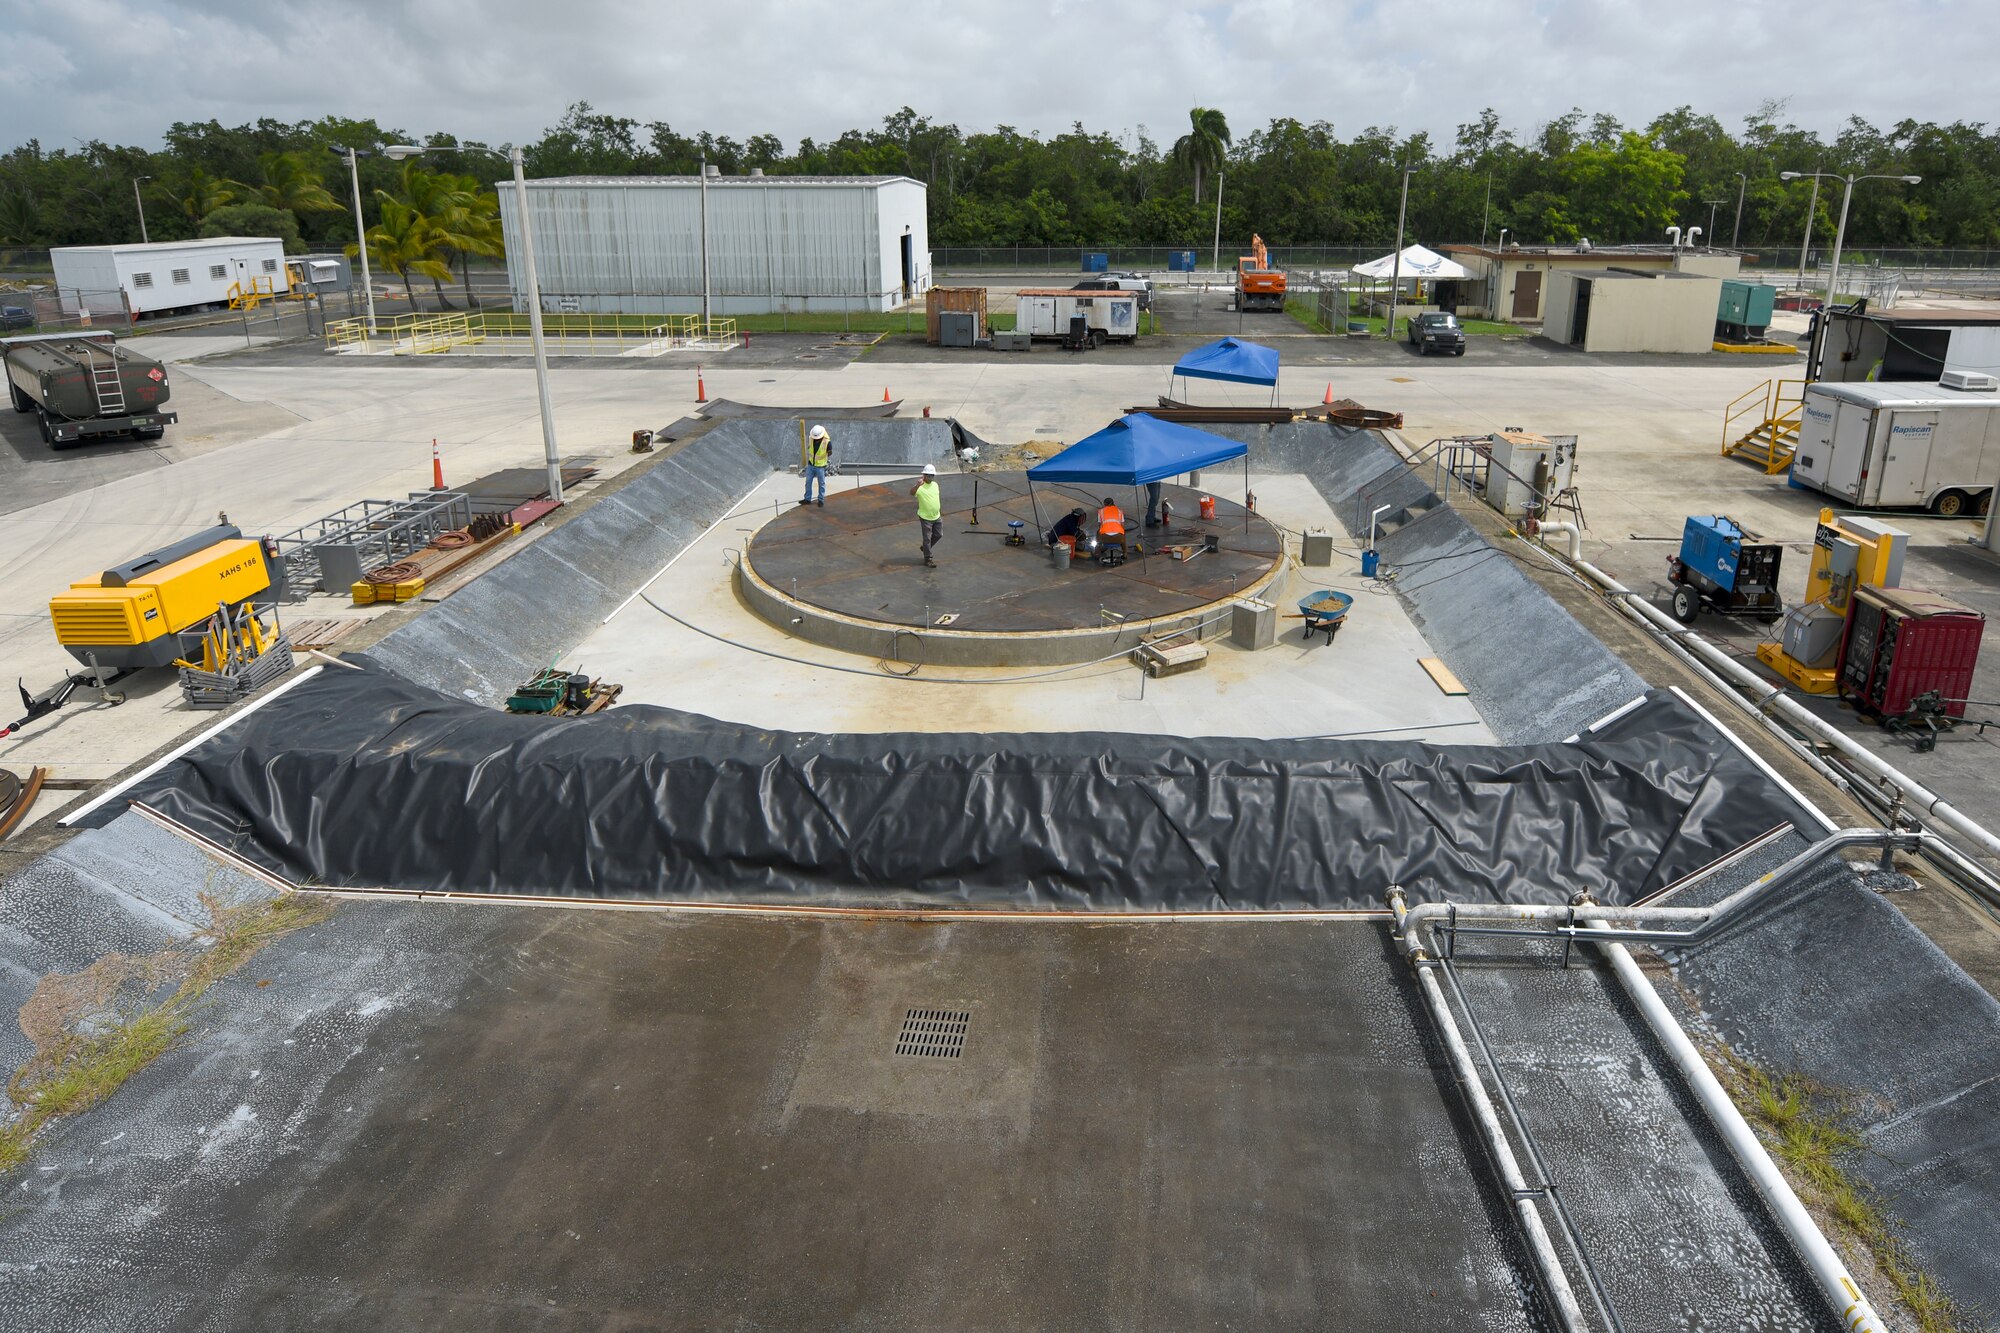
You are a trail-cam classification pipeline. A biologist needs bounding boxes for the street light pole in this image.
[1384,163,1414,339]
[341,147,378,333]
[1210,171,1225,275]
[1703,199,1726,245]
[509,145,563,505]
[1731,172,1747,248]
[385,142,564,505]
[1795,169,1821,291]
[1780,168,1921,377]
[133,176,150,244]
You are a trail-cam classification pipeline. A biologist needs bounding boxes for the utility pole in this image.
[133,176,150,244]
[1703,199,1726,245]
[1211,171,1225,275]
[699,159,712,327]
[1384,162,1414,339]
[1479,171,1492,248]
[1731,172,1747,249]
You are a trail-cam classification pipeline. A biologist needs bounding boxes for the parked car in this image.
[1071,273,1152,310]
[1407,311,1466,356]
[0,306,34,331]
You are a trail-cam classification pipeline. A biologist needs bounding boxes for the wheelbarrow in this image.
[1297,590,1353,644]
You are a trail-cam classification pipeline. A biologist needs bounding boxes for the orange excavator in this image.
[1236,234,1287,312]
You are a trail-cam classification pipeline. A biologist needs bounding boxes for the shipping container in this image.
[494,174,929,315]
[925,287,987,345]
[1838,585,1985,719]
[1013,290,1140,344]
[3,332,176,445]
[1792,380,2000,515]
[50,237,290,318]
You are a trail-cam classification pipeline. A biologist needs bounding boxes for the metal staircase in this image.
[84,346,126,415]
[1721,378,1804,474]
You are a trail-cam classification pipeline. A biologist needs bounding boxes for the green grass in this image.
[0,891,335,1176]
[1283,298,1516,339]
[1715,1049,1974,1332]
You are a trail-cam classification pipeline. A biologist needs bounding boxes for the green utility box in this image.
[1717,280,1777,340]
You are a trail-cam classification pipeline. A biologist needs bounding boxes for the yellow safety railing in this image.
[1721,378,1807,474]
[322,310,736,355]
[397,313,484,355]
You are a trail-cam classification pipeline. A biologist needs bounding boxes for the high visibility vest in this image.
[805,436,830,467]
[1097,504,1126,538]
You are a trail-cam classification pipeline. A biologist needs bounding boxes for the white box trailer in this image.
[1014,289,1141,345]
[49,237,290,318]
[1792,380,2000,516]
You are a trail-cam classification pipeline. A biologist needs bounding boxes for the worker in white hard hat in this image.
[801,423,832,507]
[911,463,942,567]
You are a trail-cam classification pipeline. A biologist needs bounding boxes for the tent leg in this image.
[1028,483,1046,544]
[1245,455,1251,531]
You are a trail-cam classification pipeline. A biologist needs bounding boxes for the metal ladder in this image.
[85,347,126,415]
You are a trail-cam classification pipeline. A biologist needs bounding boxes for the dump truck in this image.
[3,332,177,446]
[1236,235,1287,312]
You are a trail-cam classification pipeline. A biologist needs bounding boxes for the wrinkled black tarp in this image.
[129,658,1814,910]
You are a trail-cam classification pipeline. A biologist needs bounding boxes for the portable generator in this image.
[1666,515,1784,624]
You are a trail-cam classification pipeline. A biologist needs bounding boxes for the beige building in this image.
[1540,268,1724,354]
[1442,245,1742,322]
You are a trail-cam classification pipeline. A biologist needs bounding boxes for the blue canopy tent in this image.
[1167,337,1280,406]
[1025,414,1254,547]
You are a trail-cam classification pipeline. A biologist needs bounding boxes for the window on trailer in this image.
[209,264,226,280]
[262,259,277,273]
[172,269,190,284]
[133,272,153,288]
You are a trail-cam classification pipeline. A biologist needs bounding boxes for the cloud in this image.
[0,0,1988,154]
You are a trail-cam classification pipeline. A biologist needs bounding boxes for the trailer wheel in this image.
[1981,491,1993,518]
[1090,329,1106,349]
[36,409,53,444]
[1933,489,1969,518]
[1670,585,1700,624]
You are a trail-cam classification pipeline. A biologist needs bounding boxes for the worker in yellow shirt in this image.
[800,423,831,506]
[911,463,943,567]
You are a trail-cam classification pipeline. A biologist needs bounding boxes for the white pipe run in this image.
[1387,892,1591,1332]
[1392,829,1904,1333]
[1537,535,2000,866]
[1597,941,1886,1333]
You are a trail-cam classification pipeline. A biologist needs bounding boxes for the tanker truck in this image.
[3,332,177,446]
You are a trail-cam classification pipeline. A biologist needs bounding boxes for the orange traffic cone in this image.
[882,386,892,403]
[1323,383,1334,405]
[431,437,445,490]
[696,367,707,403]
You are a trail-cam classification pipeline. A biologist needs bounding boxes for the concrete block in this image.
[1231,597,1277,650]
[1300,530,1334,566]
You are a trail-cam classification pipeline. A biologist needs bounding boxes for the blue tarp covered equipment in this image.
[1173,337,1280,386]
[1027,414,1248,485]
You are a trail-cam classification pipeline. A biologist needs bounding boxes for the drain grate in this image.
[894,1008,970,1059]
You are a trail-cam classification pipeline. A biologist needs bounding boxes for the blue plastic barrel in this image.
[1361,549,1380,578]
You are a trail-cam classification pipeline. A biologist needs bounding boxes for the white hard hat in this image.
[921,463,937,475]
[809,424,828,440]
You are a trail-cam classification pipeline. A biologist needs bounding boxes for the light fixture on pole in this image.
[1792,169,1822,292]
[1384,161,1416,339]
[1730,172,1748,248]
[1779,169,1922,323]
[385,142,564,505]
[331,145,379,334]
[133,176,151,244]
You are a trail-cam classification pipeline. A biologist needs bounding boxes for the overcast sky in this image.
[2,0,1988,154]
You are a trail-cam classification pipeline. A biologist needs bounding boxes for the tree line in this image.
[3,100,1995,270]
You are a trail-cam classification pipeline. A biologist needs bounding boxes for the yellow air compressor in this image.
[47,525,278,671]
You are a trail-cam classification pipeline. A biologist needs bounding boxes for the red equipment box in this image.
[1838,586,1985,720]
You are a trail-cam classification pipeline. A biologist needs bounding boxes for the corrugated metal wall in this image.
[496,179,921,315]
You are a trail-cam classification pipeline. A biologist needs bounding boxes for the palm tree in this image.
[1173,107,1232,204]
[174,165,235,221]
[353,199,452,311]
[254,151,339,214]
[0,189,39,244]
[386,166,502,310]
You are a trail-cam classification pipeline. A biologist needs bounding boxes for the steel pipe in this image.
[1387,889,1591,1332]
[1598,940,1885,1332]
[1555,550,2000,865]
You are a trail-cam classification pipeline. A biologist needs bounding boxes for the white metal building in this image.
[49,237,290,318]
[494,174,930,315]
